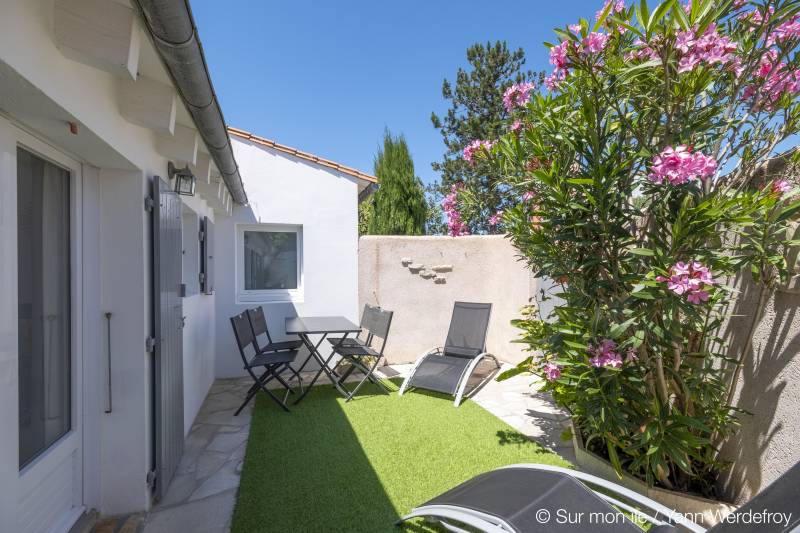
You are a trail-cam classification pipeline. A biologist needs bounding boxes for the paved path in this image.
[140,363,572,533]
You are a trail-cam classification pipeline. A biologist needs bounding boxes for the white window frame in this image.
[236,223,304,303]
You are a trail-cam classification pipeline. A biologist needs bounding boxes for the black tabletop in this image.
[285,316,360,335]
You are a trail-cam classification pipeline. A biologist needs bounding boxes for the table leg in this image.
[293,333,351,403]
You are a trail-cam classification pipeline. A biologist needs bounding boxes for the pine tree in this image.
[366,130,427,235]
[430,41,543,234]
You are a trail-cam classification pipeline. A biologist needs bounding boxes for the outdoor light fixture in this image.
[168,162,197,196]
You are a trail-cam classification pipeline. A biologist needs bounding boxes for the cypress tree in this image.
[367,130,427,235]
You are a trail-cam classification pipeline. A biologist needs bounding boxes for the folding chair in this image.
[398,460,800,532]
[399,301,499,407]
[326,303,378,349]
[246,306,304,353]
[230,312,302,414]
[330,306,394,402]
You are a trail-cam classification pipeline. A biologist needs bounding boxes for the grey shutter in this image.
[201,216,214,294]
[151,176,184,502]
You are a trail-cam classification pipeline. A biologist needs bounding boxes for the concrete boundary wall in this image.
[358,235,537,365]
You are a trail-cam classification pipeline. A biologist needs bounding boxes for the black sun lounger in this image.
[397,462,800,533]
[399,301,499,406]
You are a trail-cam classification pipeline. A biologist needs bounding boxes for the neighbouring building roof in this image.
[227,126,378,185]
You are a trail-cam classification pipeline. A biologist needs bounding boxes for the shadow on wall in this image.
[718,270,800,503]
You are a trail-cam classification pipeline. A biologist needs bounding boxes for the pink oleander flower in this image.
[581,32,610,55]
[462,139,495,165]
[544,69,567,91]
[503,82,535,112]
[648,145,717,185]
[588,339,624,368]
[772,179,792,195]
[675,25,738,74]
[488,210,503,226]
[657,260,715,304]
[569,23,582,33]
[625,346,638,363]
[743,50,800,110]
[733,0,747,8]
[549,41,571,70]
[442,183,470,236]
[510,119,524,132]
[595,0,625,21]
[771,16,800,45]
[543,361,562,382]
[626,38,660,62]
[522,191,536,202]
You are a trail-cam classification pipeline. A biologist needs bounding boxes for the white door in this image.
[15,131,84,533]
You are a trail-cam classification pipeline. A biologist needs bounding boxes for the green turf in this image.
[231,379,571,533]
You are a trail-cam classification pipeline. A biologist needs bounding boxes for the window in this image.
[17,147,72,468]
[238,225,302,302]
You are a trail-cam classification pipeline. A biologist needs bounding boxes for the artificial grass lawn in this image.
[231,379,571,532]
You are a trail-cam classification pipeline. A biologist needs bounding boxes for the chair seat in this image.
[260,339,304,352]
[327,336,367,348]
[333,344,380,358]
[247,349,298,369]
[423,468,643,533]
[407,353,472,395]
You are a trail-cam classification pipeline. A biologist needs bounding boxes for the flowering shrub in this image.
[461,0,800,495]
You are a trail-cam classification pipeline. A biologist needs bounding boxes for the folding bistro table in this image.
[285,316,361,403]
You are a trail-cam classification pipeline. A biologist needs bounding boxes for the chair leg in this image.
[238,365,291,414]
[344,357,386,402]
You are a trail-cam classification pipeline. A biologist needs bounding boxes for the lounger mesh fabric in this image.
[423,467,642,532]
[707,459,800,532]
[444,302,492,358]
[406,355,472,395]
[404,301,493,397]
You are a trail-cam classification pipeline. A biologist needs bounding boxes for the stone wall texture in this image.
[718,272,800,504]
[358,235,537,365]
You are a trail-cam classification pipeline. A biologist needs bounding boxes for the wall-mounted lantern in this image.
[168,162,196,196]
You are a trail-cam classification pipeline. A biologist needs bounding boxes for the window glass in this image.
[17,148,71,468]
[243,231,298,290]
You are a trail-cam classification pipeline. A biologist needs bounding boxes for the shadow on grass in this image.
[232,378,570,532]
[232,382,401,532]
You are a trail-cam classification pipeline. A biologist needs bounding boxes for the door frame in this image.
[13,125,87,531]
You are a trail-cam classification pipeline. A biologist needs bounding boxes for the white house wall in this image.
[214,139,360,377]
[0,0,220,523]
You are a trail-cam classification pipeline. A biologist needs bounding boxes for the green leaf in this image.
[607,442,624,478]
[608,317,638,339]
[628,248,655,256]
[638,0,650,31]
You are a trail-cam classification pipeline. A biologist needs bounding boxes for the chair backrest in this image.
[708,459,800,532]
[443,302,492,358]
[230,312,257,366]
[246,306,273,351]
[362,305,393,354]
[355,304,377,344]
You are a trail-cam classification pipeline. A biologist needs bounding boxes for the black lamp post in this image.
[168,162,196,196]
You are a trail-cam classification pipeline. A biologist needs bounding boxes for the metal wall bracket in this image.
[145,336,157,353]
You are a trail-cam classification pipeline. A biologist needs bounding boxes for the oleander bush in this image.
[453,0,800,495]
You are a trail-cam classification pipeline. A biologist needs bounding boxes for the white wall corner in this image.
[156,124,198,166]
[118,76,177,135]
[54,0,141,80]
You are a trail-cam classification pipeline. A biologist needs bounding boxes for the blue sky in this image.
[193,1,601,185]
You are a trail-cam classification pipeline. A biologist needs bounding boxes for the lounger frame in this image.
[398,464,706,533]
